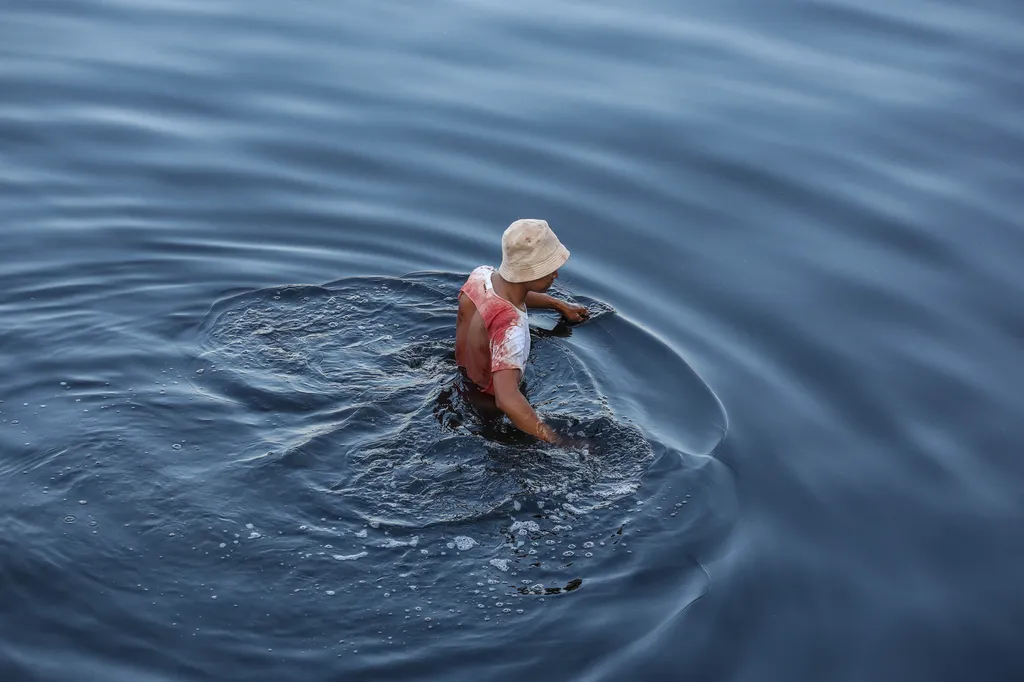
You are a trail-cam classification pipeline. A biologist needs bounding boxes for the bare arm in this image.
[492,369,560,443]
[524,292,590,322]
[524,292,564,310]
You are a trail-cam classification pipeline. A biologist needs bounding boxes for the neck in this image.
[492,273,529,308]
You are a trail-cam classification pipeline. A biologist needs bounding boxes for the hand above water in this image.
[558,303,590,323]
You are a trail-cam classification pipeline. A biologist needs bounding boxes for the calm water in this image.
[3,0,1024,680]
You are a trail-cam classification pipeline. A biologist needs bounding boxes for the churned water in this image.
[2,0,1023,680]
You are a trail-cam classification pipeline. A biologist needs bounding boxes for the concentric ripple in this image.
[191,273,727,593]
[193,272,717,527]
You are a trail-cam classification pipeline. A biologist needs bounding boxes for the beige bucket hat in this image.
[498,219,570,283]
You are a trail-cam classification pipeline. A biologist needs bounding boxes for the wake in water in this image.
[185,272,727,625]
[195,273,647,525]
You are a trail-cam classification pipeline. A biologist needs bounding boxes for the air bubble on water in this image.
[453,536,477,551]
[172,444,182,450]
[333,552,368,561]
[245,523,254,529]
[78,500,87,505]
[380,536,419,548]
[196,369,204,374]
[326,590,336,596]
[248,532,261,539]
[563,551,575,557]
[369,521,380,529]
[510,520,540,535]
[583,541,594,549]
[219,543,226,548]
[585,552,593,558]
[63,515,76,524]
[513,500,521,511]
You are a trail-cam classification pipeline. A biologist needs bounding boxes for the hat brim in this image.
[499,245,570,283]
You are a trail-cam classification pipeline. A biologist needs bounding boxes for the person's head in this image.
[498,219,570,292]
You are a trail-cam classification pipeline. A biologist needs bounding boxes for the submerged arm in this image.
[492,369,560,444]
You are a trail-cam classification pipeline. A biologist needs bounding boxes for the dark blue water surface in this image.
[3,0,1024,680]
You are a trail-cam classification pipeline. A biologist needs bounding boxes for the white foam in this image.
[509,520,540,534]
[489,558,509,572]
[380,536,419,549]
[333,552,368,561]
[453,536,477,551]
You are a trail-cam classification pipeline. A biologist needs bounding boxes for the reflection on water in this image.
[196,270,722,533]
[3,0,1024,679]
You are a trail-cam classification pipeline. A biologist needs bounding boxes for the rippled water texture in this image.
[3,0,1024,680]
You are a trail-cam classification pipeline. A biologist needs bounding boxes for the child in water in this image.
[455,219,589,444]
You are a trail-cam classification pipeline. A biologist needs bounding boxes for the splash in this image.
[195,273,653,529]
[189,272,727,622]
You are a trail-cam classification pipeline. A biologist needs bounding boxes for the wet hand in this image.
[559,304,590,323]
[537,423,564,445]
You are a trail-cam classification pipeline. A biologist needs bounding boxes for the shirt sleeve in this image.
[490,320,528,374]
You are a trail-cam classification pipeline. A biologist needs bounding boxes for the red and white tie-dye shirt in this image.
[455,266,530,394]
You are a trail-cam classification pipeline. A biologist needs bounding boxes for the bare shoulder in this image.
[457,291,477,319]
